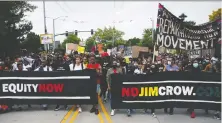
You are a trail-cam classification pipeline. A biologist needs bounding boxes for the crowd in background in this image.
[0,50,221,120]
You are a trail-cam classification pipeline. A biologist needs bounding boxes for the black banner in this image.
[111,72,221,110]
[156,3,221,50]
[0,70,97,105]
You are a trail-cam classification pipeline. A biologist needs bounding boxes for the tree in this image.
[140,28,154,48]
[85,27,125,50]
[0,1,36,57]
[85,37,95,52]
[209,8,221,21]
[21,32,42,53]
[179,13,196,26]
[61,34,80,49]
[126,37,141,46]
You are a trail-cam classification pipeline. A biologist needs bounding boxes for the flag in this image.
[91,41,97,52]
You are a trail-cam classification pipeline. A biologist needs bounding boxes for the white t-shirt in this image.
[34,66,53,71]
[69,63,85,71]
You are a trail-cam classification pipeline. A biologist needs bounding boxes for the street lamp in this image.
[52,16,68,51]
[149,18,156,63]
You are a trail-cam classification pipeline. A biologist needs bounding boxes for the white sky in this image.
[26,1,221,43]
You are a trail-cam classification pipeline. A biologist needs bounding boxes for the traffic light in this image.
[65,31,68,36]
[75,30,78,36]
[91,29,94,35]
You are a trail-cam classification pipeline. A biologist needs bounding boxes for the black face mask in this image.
[112,65,117,69]
[121,62,126,66]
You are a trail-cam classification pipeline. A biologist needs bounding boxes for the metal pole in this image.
[43,0,48,52]
[151,19,156,63]
[53,19,55,51]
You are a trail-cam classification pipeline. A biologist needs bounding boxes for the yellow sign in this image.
[40,34,53,44]
[77,46,85,53]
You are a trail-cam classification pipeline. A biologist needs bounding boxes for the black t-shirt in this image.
[157,64,165,72]
[53,63,70,71]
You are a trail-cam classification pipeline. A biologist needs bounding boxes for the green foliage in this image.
[21,32,42,53]
[140,28,154,48]
[126,37,141,46]
[209,8,221,21]
[61,34,80,49]
[0,1,37,57]
[85,37,95,52]
[85,27,125,50]
[179,13,196,26]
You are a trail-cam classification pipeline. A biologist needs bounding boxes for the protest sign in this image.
[40,34,53,44]
[111,72,221,110]
[0,70,97,105]
[156,3,221,50]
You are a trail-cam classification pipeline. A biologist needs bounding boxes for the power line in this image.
[62,2,73,13]
[55,1,69,14]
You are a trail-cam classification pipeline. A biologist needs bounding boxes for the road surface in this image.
[0,98,220,123]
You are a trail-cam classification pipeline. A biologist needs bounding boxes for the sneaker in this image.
[111,109,115,116]
[152,113,157,118]
[43,107,48,110]
[64,106,68,110]
[90,107,96,113]
[164,108,168,113]
[169,112,173,115]
[214,113,221,120]
[190,111,196,118]
[54,106,60,111]
[127,109,131,117]
[144,109,149,113]
[16,107,22,111]
[95,109,99,115]
[78,107,82,113]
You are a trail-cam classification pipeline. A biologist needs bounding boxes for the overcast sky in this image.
[26,1,221,43]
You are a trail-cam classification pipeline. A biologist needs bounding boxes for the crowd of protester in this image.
[0,50,221,120]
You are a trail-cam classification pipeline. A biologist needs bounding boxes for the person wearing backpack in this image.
[34,60,52,110]
[69,55,85,113]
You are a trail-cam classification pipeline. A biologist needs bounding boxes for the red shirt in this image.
[87,63,101,84]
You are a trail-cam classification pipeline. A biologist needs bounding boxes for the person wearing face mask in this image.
[87,55,102,115]
[34,60,53,110]
[157,60,165,72]
[106,61,122,116]
[203,57,218,73]
[53,55,70,111]
[186,59,201,118]
[134,62,145,74]
[165,60,179,72]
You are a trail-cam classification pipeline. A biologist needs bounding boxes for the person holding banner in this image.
[106,61,122,116]
[53,55,70,111]
[34,60,53,110]
[86,54,102,115]
[14,62,30,111]
[164,60,179,115]
[69,55,85,113]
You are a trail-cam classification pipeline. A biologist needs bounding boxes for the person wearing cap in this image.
[106,61,122,116]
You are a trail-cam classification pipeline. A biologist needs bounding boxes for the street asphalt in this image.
[0,100,220,123]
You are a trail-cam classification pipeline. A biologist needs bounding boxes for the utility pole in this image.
[43,0,48,52]
[53,19,55,52]
[150,18,156,63]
